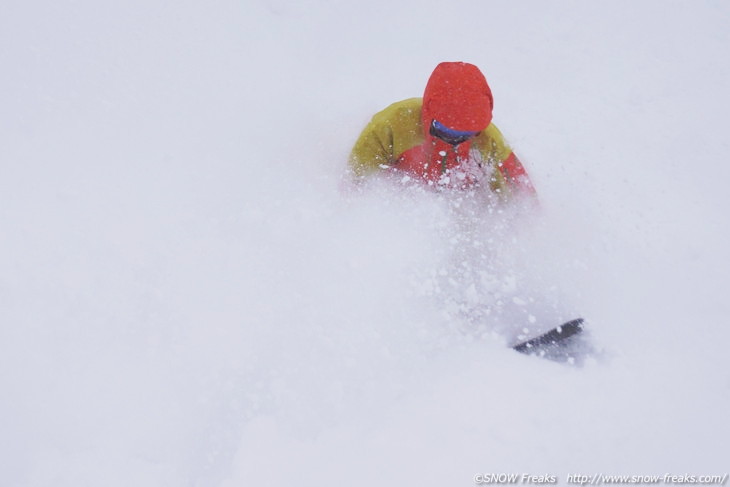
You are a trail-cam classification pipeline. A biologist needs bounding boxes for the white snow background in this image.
[2,1,729,485]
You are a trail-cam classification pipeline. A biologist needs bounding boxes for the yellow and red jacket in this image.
[349,63,535,198]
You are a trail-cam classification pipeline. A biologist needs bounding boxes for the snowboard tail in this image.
[512,318,585,354]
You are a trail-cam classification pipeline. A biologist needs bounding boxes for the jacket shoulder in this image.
[349,98,424,177]
[474,123,513,162]
[371,98,423,126]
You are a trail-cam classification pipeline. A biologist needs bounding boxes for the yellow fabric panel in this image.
[473,123,514,195]
[349,98,424,177]
[475,124,513,164]
[349,98,515,197]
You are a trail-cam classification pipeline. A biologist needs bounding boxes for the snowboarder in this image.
[349,61,535,197]
[348,63,590,362]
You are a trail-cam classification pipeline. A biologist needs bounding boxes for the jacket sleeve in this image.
[499,151,535,194]
[477,124,536,197]
[348,114,395,178]
[348,98,424,179]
